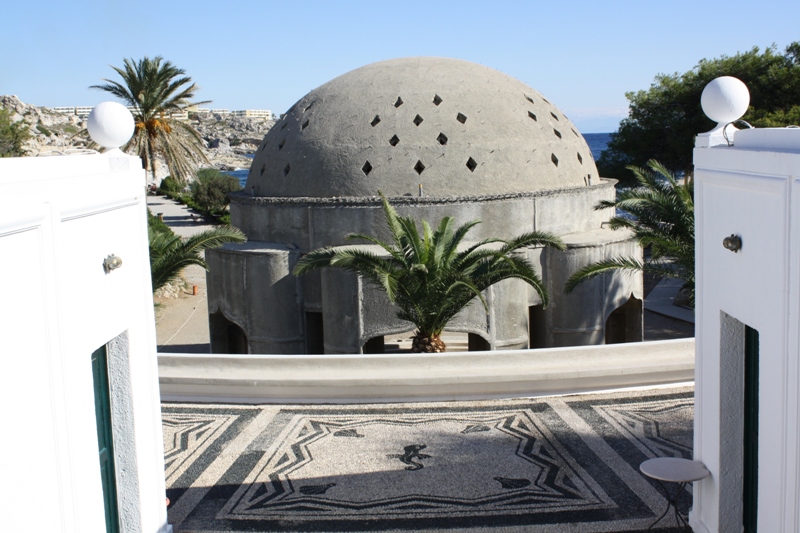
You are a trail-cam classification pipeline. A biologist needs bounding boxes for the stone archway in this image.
[209,312,249,354]
[605,296,643,344]
[528,305,546,349]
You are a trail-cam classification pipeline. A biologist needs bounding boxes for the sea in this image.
[226,132,612,188]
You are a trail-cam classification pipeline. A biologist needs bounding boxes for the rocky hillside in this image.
[0,95,274,174]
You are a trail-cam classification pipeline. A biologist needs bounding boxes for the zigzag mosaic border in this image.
[163,387,694,532]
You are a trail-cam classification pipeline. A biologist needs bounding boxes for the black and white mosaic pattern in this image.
[163,387,694,532]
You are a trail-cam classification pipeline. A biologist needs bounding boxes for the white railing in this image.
[158,338,694,404]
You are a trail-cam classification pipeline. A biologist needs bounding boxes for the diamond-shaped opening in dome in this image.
[414,160,426,175]
[437,132,448,145]
[301,119,309,130]
[413,114,424,126]
[371,115,381,127]
[550,111,559,121]
[528,111,537,121]
[304,101,315,112]
[260,163,266,176]
[456,113,467,124]
[283,163,291,176]
[551,153,559,167]
[542,96,551,104]
[525,94,535,105]
[389,134,400,147]
[572,128,579,137]
[278,139,286,150]
[553,129,562,139]
[362,161,373,176]
[433,94,443,106]
[577,153,583,164]
[466,157,477,172]
[280,121,288,131]
[394,97,404,108]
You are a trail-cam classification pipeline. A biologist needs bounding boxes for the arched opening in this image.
[604,296,643,344]
[305,312,325,354]
[362,335,385,354]
[468,333,491,351]
[209,312,248,354]
[528,305,546,349]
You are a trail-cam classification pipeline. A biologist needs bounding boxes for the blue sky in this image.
[2,1,798,133]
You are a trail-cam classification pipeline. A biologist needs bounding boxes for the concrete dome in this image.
[247,57,598,198]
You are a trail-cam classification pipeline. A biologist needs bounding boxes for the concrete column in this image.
[320,269,363,354]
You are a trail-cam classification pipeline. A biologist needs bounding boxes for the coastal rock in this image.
[0,95,272,178]
[209,137,231,150]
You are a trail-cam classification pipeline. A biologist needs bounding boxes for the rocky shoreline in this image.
[1,95,272,176]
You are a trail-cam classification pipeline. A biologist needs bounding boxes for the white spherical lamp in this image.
[701,76,750,125]
[87,101,135,151]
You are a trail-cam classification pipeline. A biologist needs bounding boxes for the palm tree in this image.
[293,193,565,352]
[564,159,695,304]
[149,219,246,293]
[91,56,209,183]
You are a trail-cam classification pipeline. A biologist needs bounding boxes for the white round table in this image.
[640,457,710,531]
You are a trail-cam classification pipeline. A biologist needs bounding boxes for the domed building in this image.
[206,57,642,354]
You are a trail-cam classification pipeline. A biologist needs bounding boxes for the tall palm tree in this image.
[91,56,209,183]
[149,221,246,293]
[294,193,565,352]
[564,159,695,304]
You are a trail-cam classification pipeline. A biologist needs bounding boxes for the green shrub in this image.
[0,108,29,157]
[158,176,182,194]
[36,123,52,136]
[190,168,242,215]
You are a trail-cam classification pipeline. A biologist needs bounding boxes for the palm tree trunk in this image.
[411,332,447,353]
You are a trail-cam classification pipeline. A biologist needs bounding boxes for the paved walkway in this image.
[163,386,696,532]
[148,195,215,353]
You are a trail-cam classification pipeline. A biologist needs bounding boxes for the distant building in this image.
[52,106,92,117]
[212,109,230,116]
[230,109,274,119]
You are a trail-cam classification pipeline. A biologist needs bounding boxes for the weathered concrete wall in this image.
[549,229,644,347]
[207,243,303,354]
[208,222,642,354]
[230,182,616,250]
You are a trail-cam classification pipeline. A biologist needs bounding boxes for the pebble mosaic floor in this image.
[163,387,695,532]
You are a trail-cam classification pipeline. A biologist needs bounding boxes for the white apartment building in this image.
[230,109,273,119]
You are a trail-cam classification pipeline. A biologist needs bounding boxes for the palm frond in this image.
[566,160,694,300]
[293,191,564,343]
[149,225,245,292]
[564,257,645,294]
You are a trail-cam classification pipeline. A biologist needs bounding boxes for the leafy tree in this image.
[599,43,800,185]
[147,210,245,293]
[565,160,695,305]
[294,193,565,352]
[190,168,242,214]
[91,56,210,183]
[0,107,30,157]
[157,176,182,194]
